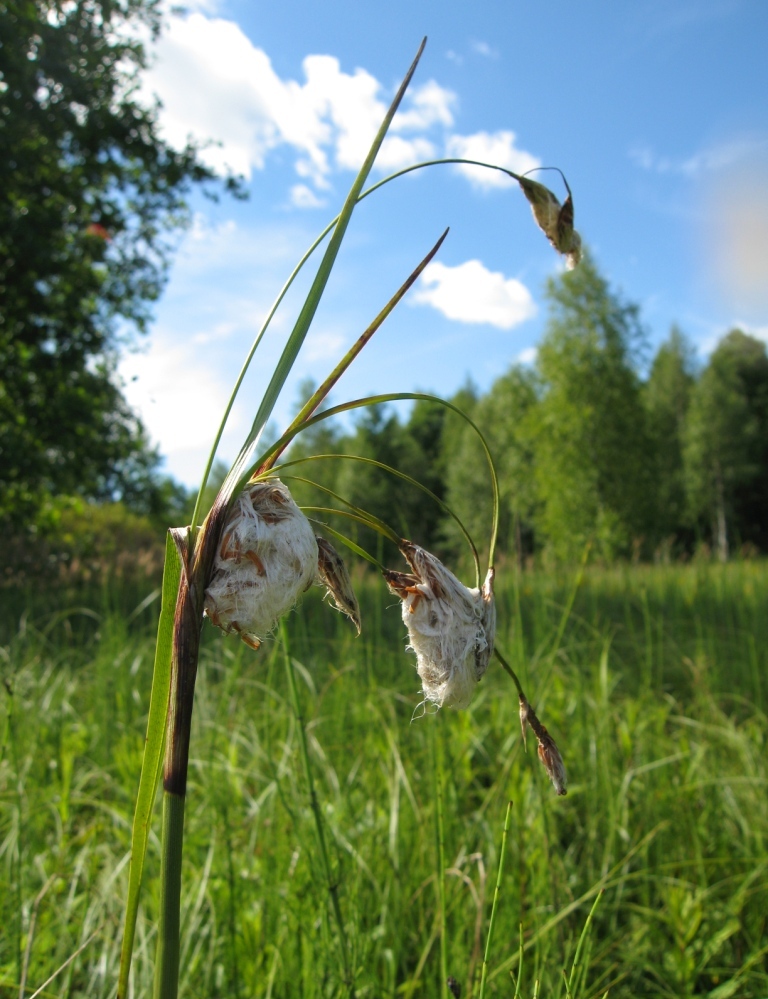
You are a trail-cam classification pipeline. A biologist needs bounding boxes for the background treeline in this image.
[3,0,766,581]
[287,252,768,571]
[3,251,767,583]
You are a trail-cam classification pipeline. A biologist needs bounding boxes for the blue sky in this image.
[119,0,768,486]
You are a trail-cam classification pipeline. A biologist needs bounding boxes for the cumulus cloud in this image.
[446,131,540,188]
[142,12,457,191]
[412,260,536,329]
[120,333,247,484]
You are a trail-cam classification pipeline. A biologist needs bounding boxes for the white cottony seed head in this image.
[204,479,318,649]
[384,543,496,710]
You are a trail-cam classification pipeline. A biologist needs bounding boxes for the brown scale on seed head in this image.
[204,479,318,649]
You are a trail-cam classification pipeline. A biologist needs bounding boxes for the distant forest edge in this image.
[3,252,767,584]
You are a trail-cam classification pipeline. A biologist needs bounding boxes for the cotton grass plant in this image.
[116,39,582,999]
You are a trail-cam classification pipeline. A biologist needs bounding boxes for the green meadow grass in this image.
[1,560,766,997]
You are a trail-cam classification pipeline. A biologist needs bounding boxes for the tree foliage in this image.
[0,0,237,522]
[281,266,767,571]
[533,254,654,561]
[684,330,768,559]
[644,326,696,551]
[443,368,537,567]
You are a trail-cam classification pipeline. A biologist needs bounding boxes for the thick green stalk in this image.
[281,624,354,996]
[478,801,513,999]
[151,522,216,999]
[152,793,185,999]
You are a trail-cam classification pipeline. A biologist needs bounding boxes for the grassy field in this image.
[1,560,766,998]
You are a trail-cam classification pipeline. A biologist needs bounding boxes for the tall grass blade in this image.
[117,531,184,998]
[566,889,603,997]
[275,228,449,451]
[223,39,428,504]
[479,801,513,999]
[280,622,354,995]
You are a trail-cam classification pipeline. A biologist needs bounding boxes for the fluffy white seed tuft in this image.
[204,479,318,649]
[384,542,496,710]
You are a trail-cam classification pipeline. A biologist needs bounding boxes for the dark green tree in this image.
[644,326,696,554]
[443,366,538,568]
[533,252,654,562]
[0,0,239,523]
[333,404,430,561]
[683,329,768,559]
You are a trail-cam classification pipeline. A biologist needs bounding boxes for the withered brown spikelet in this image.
[518,174,582,270]
[315,536,361,634]
[518,694,567,796]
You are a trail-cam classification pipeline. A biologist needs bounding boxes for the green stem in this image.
[566,889,604,997]
[151,531,210,999]
[153,793,185,999]
[274,454,480,585]
[478,801,513,999]
[431,726,448,999]
[494,648,526,699]
[280,624,355,996]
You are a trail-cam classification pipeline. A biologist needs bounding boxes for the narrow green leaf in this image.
[192,150,549,528]
[253,391,500,568]
[279,473,400,544]
[301,505,400,543]
[223,39,427,502]
[275,453,481,586]
[305,519,383,568]
[277,227,449,448]
[118,531,182,998]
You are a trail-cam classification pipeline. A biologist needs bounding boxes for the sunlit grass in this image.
[1,560,766,997]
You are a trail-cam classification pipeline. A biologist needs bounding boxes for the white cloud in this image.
[303,329,346,362]
[290,183,326,208]
[630,137,768,178]
[120,334,247,484]
[446,131,540,188]
[393,79,456,130]
[142,13,458,193]
[470,40,498,59]
[377,135,436,170]
[412,260,536,329]
[518,346,538,365]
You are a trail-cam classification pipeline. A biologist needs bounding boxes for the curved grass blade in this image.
[275,453,481,586]
[301,505,400,543]
[306,519,383,568]
[279,474,400,544]
[192,152,564,528]
[117,530,185,998]
[220,39,428,509]
[251,391,500,567]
